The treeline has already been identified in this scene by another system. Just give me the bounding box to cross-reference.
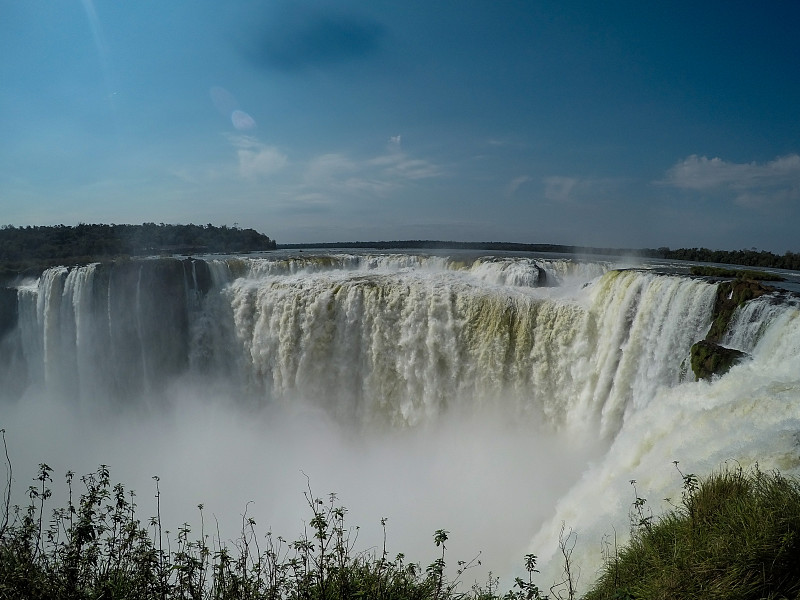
[646,246,800,271]
[4,227,799,278]
[0,223,276,277]
[278,240,630,254]
[279,241,800,272]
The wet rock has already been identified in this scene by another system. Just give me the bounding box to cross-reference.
[0,286,17,339]
[706,280,774,342]
[691,340,747,381]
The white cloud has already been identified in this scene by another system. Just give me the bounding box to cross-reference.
[273,192,334,214]
[229,135,287,179]
[368,153,442,180]
[169,165,226,184]
[662,154,800,206]
[544,176,578,202]
[305,153,357,183]
[238,146,286,178]
[298,144,442,202]
[303,153,396,194]
[506,175,532,196]
[341,176,396,194]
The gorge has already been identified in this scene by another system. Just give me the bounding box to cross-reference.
[1,250,799,587]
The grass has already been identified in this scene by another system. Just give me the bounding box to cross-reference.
[584,465,800,600]
[3,427,800,599]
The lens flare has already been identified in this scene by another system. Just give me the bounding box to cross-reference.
[231,109,257,131]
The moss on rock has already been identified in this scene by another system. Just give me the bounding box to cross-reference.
[706,280,774,342]
[691,339,747,381]
[689,265,785,281]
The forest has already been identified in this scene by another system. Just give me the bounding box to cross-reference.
[648,246,800,271]
[3,224,800,280]
[0,223,276,278]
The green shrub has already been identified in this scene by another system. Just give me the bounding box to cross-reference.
[5,424,800,600]
[584,466,800,600]
[0,444,488,600]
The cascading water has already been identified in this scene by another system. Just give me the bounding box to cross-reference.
[1,250,799,589]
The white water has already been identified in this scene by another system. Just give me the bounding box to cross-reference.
[1,251,799,591]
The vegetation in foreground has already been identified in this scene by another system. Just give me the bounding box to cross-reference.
[0,427,550,600]
[2,429,800,599]
[586,464,800,600]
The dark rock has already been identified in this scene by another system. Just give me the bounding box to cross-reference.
[706,280,774,342]
[535,264,550,287]
[183,258,212,295]
[691,340,747,381]
[0,286,17,339]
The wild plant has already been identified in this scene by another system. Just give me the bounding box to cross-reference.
[626,480,651,535]
[0,429,11,538]
[502,553,549,600]
[549,524,578,600]
[0,430,590,600]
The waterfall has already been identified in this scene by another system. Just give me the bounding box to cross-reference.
[1,251,798,588]
[0,254,720,435]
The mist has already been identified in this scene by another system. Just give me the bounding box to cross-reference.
[4,252,800,592]
[2,377,599,586]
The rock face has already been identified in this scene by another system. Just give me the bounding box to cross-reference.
[706,279,774,342]
[535,264,550,287]
[688,279,773,380]
[0,286,16,339]
[691,339,747,381]
[0,258,218,403]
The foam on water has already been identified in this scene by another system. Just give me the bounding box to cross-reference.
[1,251,798,590]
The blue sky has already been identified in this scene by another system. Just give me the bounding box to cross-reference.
[2,1,799,251]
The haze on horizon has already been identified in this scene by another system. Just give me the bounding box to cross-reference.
[1,1,799,252]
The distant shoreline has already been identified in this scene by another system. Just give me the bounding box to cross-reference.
[0,223,275,279]
[277,240,800,272]
[2,223,800,277]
